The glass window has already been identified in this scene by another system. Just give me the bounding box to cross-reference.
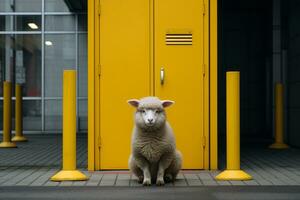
[0,100,2,129]
[17,15,42,31]
[0,16,13,31]
[78,14,87,31]
[45,15,76,31]
[3,100,42,131]
[45,100,62,130]
[45,34,76,97]
[79,100,87,132]
[45,0,71,12]
[0,0,42,12]
[0,15,42,32]
[78,33,87,97]
[0,34,41,97]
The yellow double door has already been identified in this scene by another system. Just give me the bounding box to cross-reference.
[97,0,208,169]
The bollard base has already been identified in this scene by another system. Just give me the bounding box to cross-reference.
[215,170,252,181]
[12,135,28,142]
[269,143,289,149]
[0,141,17,148]
[51,170,88,181]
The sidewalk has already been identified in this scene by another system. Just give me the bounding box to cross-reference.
[0,135,300,186]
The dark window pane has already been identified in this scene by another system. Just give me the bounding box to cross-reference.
[0,0,42,12]
[78,33,87,97]
[0,15,41,32]
[17,16,42,31]
[0,16,13,31]
[78,14,87,31]
[0,34,41,97]
[79,100,87,132]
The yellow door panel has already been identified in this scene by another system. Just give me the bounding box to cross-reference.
[97,0,205,170]
[154,0,204,169]
[99,0,151,169]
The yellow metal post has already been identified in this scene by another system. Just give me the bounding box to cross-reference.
[51,70,88,181]
[269,83,289,149]
[12,84,27,142]
[215,72,252,181]
[0,82,17,148]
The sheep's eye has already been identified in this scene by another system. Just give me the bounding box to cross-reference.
[141,110,146,113]
[156,110,162,114]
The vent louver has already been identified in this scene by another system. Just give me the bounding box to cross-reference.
[165,33,192,45]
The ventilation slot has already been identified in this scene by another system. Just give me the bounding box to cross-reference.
[165,34,192,45]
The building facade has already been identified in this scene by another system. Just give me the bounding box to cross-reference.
[0,0,87,133]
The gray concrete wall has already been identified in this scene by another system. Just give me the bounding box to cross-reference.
[287,0,300,147]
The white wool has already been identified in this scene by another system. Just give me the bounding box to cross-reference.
[128,96,182,186]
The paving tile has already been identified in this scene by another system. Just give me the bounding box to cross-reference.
[1,135,300,187]
[255,179,273,186]
[244,180,259,185]
[186,179,202,186]
[184,173,199,180]
[16,168,48,186]
[202,180,218,186]
[198,172,213,180]
[72,181,87,186]
[59,181,74,186]
[86,173,103,186]
[173,179,188,186]
[30,169,55,186]
[1,169,35,186]
[216,181,231,186]
[115,179,130,186]
[229,181,246,186]
[117,173,131,180]
[99,174,117,186]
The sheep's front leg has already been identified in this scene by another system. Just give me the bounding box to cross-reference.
[134,154,151,186]
[156,153,173,186]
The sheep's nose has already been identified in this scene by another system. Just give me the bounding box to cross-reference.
[148,119,153,123]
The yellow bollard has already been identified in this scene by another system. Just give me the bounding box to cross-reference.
[0,82,17,148]
[269,83,289,149]
[51,70,88,181]
[12,84,27,142]
[215,72,252,181]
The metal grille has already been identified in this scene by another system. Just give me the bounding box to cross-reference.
[165,33,192,45]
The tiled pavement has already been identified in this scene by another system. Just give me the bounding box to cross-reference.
[0,135,300,186]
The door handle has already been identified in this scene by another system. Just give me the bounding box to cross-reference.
[160,67,165,85]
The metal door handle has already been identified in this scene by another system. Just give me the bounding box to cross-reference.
[160,67,165,85]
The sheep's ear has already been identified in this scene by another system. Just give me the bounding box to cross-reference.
[127,99,140,108]
[161,100,174,108]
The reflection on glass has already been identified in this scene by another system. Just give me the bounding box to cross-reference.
[45,15,75,31]
[45,0,71,12]
[78,34,87,97]
[0,16,13,31]
[0,15,42,31]
[17,16,41,31]
[0,34,41,97]
[45,34,76,97]
[20,100,42,130]
[0,0,42,12]
[79,100,87,131]
[0,100,42,131]
[45,100,62,130]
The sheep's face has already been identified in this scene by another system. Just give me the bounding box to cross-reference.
[128,97,174,131]
[136,108,165,128]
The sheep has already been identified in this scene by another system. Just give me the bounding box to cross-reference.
[127,96,182,186]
